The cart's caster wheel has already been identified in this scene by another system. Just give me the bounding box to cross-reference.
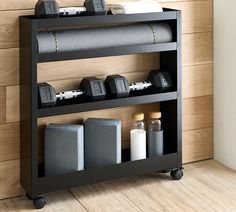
[33,196,46,209]
[170,169,183,180]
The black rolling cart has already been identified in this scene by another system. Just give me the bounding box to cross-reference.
[20,9,182,209]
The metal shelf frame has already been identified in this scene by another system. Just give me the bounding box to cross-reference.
[20,8,182,199]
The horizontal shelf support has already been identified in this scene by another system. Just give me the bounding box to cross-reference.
[38,92,178,118]
[36,153,178,195]
[38,43,177,63]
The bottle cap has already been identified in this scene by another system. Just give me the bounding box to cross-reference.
[149,112,161,119]
[132,112,144,121]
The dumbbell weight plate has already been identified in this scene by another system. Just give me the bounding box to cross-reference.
[84,0,107,15]
[38,83,57,107]
[147,70,173,91]
[80,77,106,100]
[105,75,130,98]
[35,0,60,18]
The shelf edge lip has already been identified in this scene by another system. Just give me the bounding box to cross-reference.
[38,91,177,118]
[36,152,178,194]
[34,10,178,28]
[38,42,177,63]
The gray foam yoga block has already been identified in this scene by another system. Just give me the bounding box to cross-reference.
[45,124,84,176]
[37,23,172,53]
[84,118,121,169]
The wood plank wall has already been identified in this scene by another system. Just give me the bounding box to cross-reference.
[0,0,213,199]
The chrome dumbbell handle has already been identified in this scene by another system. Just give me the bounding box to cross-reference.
[56,90,84,100]
[129,81,152,91]
[59,7,86,16]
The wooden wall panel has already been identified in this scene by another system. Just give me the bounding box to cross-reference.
[0,86,5,124]
[0,160,24,199]
[6,86,19,123]
[0,122,20,162]
[183,96,213,131]
[182,63,213,99]
[38,53,159,82]
[0,10,32,49]
[0,48,19,86]
[0,0,213,199]
[183,128,213,163]
[161,0,212,33]
[183,32,213,67]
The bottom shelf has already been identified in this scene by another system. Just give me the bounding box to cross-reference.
[36,152,178,195]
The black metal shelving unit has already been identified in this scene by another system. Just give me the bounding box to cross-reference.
[20,8,182,209]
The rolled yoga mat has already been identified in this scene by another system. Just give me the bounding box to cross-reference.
[37,23,172,54]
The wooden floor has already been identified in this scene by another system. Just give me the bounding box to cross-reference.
[0,159,236,212]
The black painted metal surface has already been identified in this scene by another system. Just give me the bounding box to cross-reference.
[38,92,178,118]
[38,43,177,63]
[37,153,178,194]
[20,9,182,198]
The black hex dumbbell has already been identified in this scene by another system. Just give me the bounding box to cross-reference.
[38,77,106,107]
[105,70,173,98]
[35,0,107,18]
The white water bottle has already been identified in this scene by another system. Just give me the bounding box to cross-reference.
[130,112,146,161]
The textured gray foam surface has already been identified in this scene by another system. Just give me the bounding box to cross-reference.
[37,23,172,53]
[84,118,121,169]
[45,124,84,176]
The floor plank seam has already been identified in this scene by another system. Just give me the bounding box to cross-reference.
[67,189,89,212]
[120,191,145,212]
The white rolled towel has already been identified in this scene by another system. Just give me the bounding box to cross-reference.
[111,0,163,14]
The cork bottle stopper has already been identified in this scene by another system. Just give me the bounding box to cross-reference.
[149,112,161,119]
[132,112,144,121]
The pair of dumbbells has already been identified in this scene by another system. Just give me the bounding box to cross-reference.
[35,0,107,18]
[38,70,172,108]
[38,77,106,107]
[105,70,173,98]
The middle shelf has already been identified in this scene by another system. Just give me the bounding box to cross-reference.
[38,91,178,117]
[38,42,177,63]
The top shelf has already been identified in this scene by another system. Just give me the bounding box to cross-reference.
[23,8,179,29]
[20,8,180,63]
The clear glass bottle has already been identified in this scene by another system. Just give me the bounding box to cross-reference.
[148,112,164,157]
[130,112,146,161]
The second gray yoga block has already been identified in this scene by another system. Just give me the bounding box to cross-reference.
[45,124,84,176]
[84,118,121,169]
